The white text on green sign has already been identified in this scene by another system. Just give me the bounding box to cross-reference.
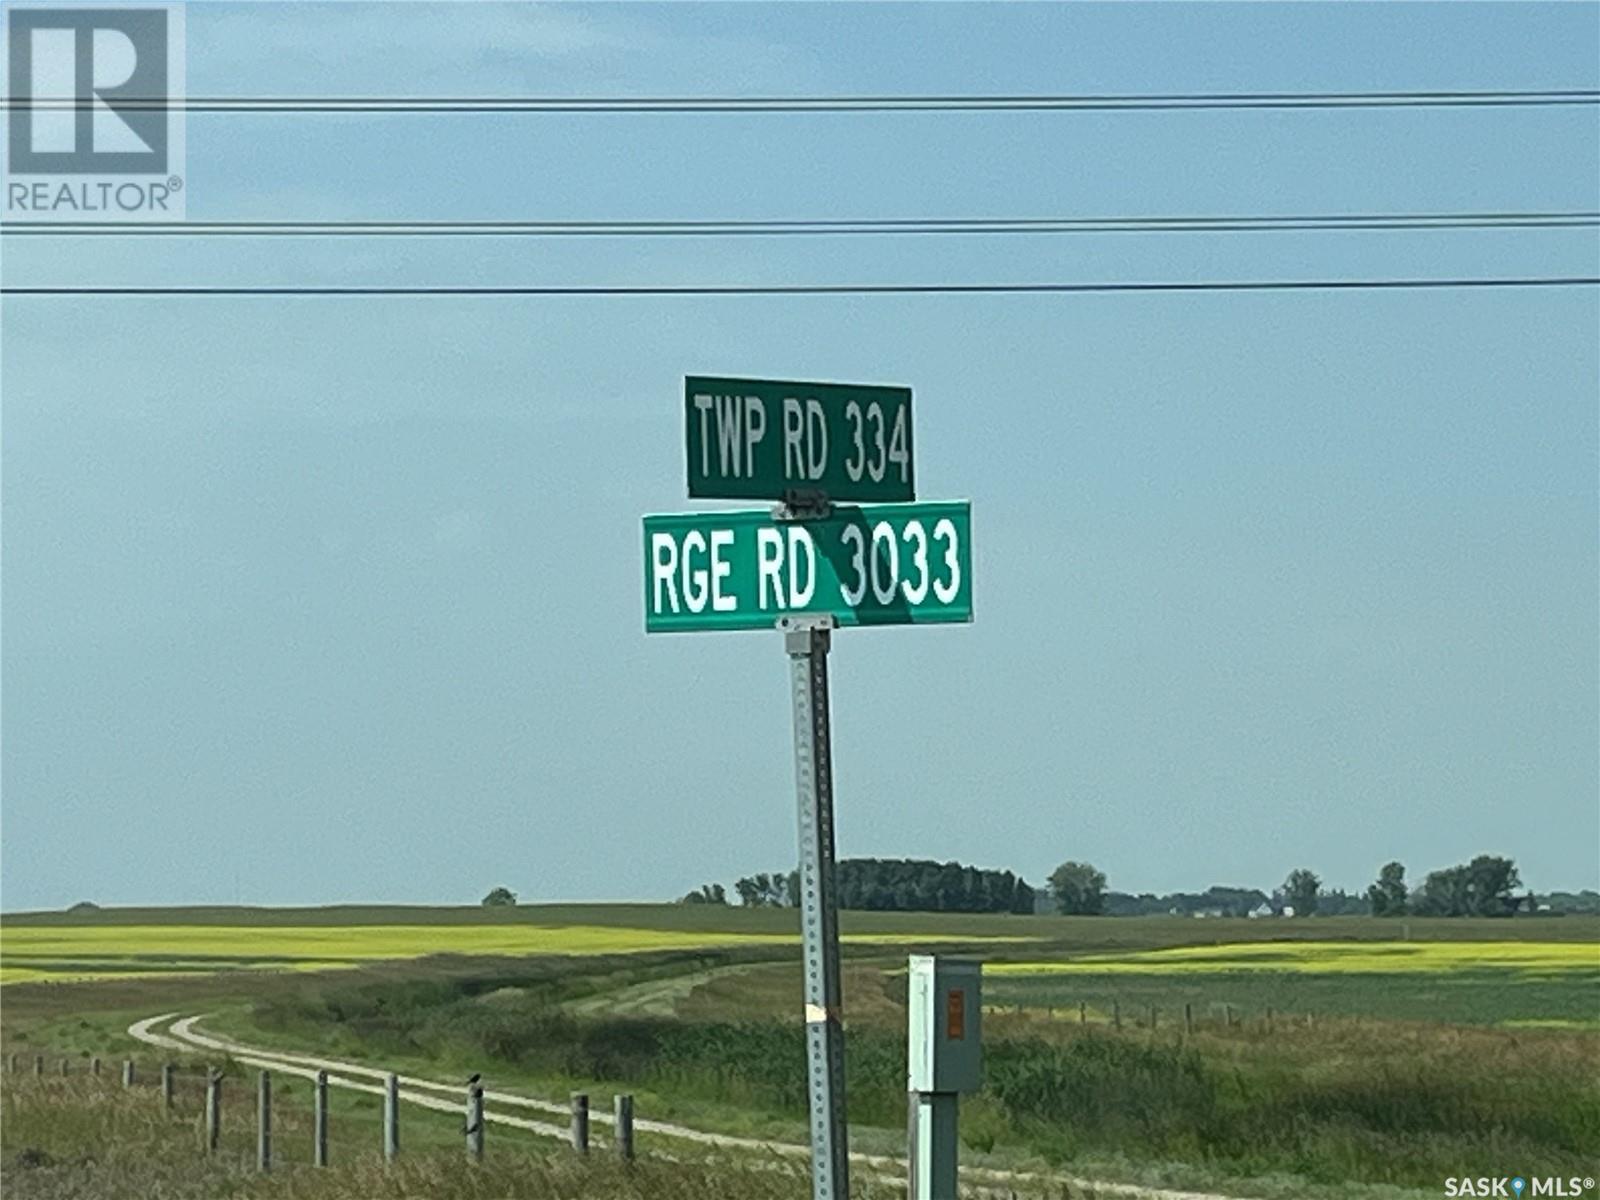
[685,376,914,502]
[642,501,971,632]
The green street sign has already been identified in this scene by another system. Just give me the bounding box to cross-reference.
[643,501,971,633]
[685,375,914,502]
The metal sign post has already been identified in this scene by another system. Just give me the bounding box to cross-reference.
[783,613,849,1199]
[645,374,973,1200]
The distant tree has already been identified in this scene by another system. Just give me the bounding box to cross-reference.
[66,900,101,915]
[1367,862,1408,916]
[1283,869,1320,916]
[1049,861,1107,916]
[1414,856,1522,917]
[481,886,517,908]
[1317,887,1368,916]
[1012,877,1037,915]
[1102,891,1149,916]
[734,873,791,907]
[751,877,771,905]
[678,882,727,905]
[1415,865,1471,916]
[1464,855,1522,917]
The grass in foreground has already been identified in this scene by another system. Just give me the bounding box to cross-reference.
[226,961,1599,1194]
[0,1074,920,1200]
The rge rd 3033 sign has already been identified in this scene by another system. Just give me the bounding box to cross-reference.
[643,501,971,632]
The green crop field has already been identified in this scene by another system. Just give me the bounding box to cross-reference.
[2,905,1597,1199]
[983,938,1600,1027]
[987,938,1597,973]
[6,902,1594,984]
[0,920,1040,985]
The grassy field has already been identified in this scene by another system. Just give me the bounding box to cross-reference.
[983,938,1600,1027]
[0,903,1055,984]
[0,922,1022,984]
[223,955,1596,1195]
[2,905,1597,1198]
[6,903,1594,985]
[1,1074,912,1200]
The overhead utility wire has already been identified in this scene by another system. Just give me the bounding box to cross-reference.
[8,212,1598,238]
[8,277,1597,297]
[3,88,1596,113]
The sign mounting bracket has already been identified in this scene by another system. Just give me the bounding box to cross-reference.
[773,490,833,522]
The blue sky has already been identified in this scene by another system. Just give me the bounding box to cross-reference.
[2,2,1597,910]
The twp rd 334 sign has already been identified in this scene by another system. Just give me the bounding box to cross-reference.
[643,501,972,633]
[685,375,914,502]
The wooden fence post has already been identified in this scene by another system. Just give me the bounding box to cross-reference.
[314,1070,329,1167]
[33,1055,44,1077]
[162,1063,175,1110]
[1224,1004,1234,1028]
[1265,1006,1274,1031]
[5,1053,16,1074]
[205,1072,222,1152]
[465,1084,484,1160]
[570,1092,589,1154]
[1184,1002,1193,1034]
[257,1070,272,1173]
[60,1058,70,1076]
[613,1094,634,1162]
[1078,1001,1086,1025]
[384,1073,400,1161]
[1112,1001,1121,1030]
[122,1061,135,1088]
[90,1057,100,1077]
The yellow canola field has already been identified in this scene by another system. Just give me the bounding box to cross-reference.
[0,923,1035,984]
[985,940,1599,977]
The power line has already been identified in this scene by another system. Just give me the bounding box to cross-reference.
[6,277,1597,297]
[8,212,1597,238]
[4,88,1597,113]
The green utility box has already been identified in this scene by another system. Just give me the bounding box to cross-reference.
[907,955,982,1094]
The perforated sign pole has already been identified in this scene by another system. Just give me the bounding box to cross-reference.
[784,613,850,1200]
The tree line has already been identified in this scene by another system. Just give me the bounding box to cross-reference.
[1051,855,1571,917]
[680,858,1036,914]
[674,853,1592,918]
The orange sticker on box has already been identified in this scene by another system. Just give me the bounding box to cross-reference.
[946,988,965,1040]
